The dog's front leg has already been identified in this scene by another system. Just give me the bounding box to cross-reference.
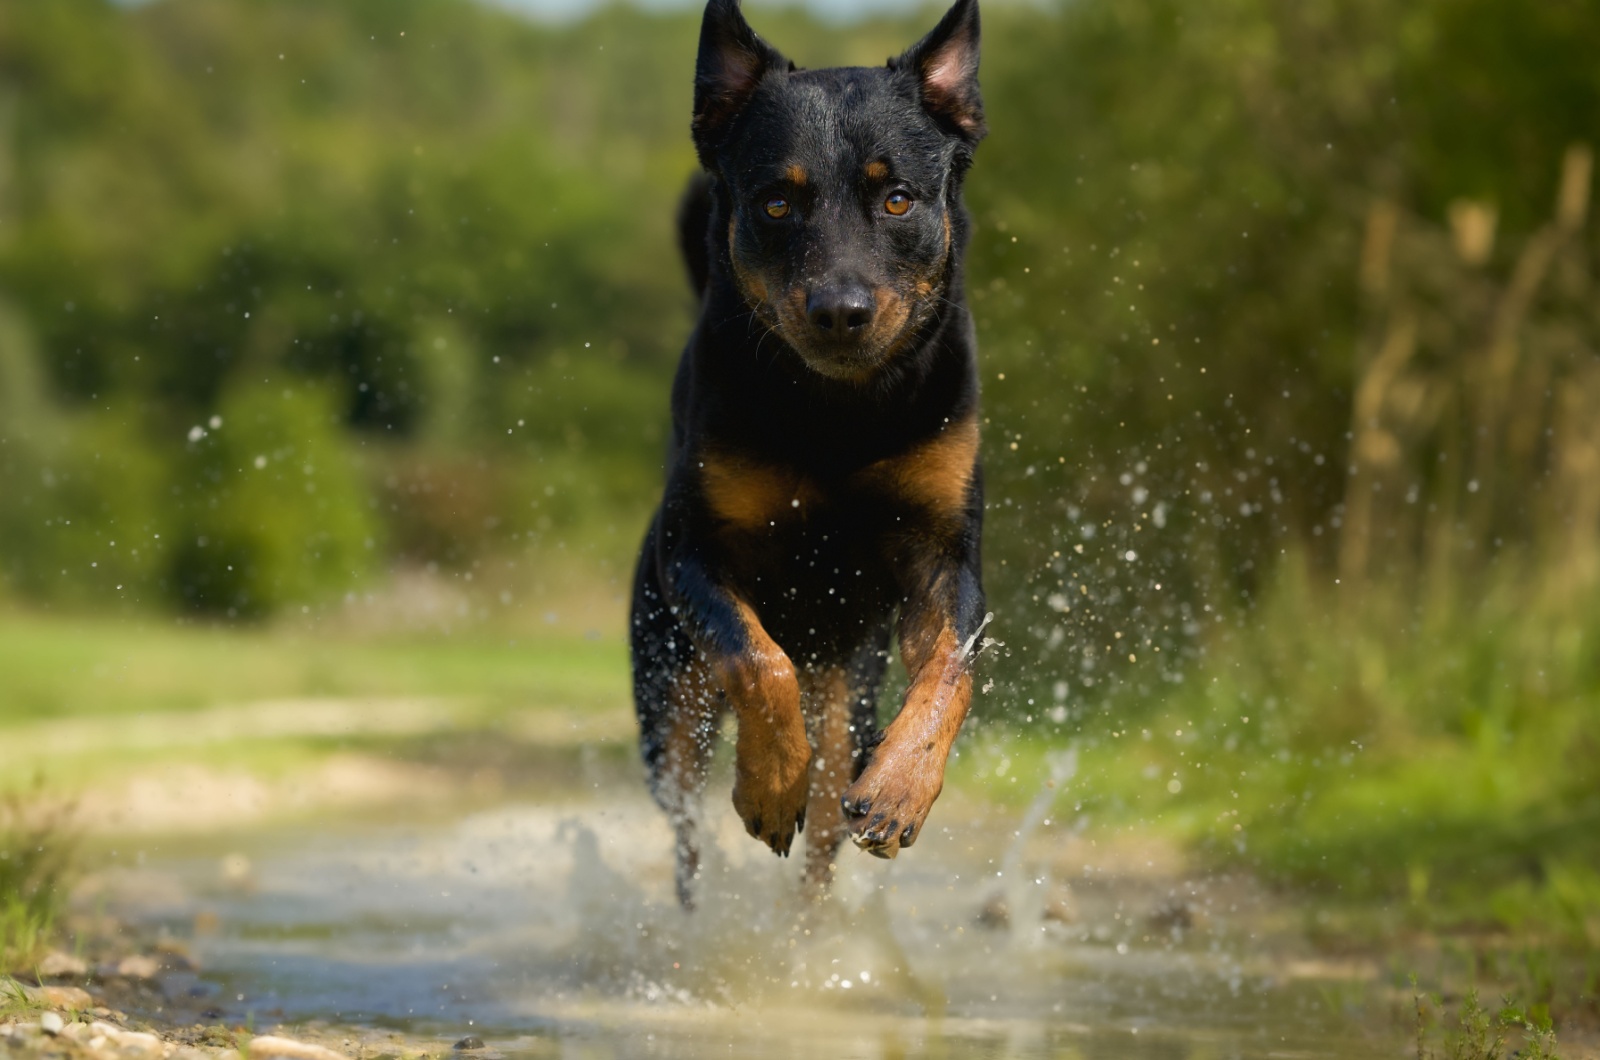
[659,534,812,857]
[842,556,986,859]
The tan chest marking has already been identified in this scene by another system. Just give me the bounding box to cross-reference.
[858,415,980,519]
[700,451,821,531]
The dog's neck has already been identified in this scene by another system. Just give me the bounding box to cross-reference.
[690,272,977,470]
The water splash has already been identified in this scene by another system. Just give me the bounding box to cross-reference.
[989,747,1078,947]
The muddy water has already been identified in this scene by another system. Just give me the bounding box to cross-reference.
[103,760,1393,1060]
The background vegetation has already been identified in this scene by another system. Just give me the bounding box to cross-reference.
[0,0,1596,998]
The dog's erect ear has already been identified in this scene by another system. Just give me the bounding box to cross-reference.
[692,0,790,165]
[893,0,985,143]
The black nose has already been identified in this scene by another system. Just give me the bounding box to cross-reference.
[806,284,875,340]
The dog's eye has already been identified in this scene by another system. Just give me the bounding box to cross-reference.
[884,192,914,216]
[763,198,791,220]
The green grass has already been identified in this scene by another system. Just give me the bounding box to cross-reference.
[1413,988,1564,1060]
[0,976,45,1022]
[0,784,77,974]
[0,608,629,724]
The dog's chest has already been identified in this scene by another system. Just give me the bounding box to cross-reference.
[689,416,978,652]
[696,414,978,536]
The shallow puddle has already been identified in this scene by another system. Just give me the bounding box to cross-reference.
[100,774,1394,1059]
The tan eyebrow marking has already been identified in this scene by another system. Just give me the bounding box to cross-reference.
[864,160,890,181]
[785,163,808,186]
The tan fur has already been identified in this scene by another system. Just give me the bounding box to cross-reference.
[864,160,890,181]
[857,415,979,519]
[841,621,973,858]
[785,163,808,186]
[700,450,819,530]
[866,287,912,358]
[710,599,812,856]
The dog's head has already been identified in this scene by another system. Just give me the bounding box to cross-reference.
[692,0,984,382]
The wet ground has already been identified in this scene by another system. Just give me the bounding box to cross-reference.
[91,751,1400,1060]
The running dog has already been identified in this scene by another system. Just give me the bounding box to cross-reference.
[630,0,988,907]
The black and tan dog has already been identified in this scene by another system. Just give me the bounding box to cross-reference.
[630,0,988,907]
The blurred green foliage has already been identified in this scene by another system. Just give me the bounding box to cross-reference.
[1,0,1596,622]
[173,381,379,616]
[0,0,699,610]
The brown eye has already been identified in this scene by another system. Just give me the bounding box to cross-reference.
[764,198,790,219]
[884,192,913,216]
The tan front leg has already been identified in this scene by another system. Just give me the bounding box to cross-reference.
[841,619,974,858]
[711,600,812,857]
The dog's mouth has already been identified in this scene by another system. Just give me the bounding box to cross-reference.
[756,282,931,382]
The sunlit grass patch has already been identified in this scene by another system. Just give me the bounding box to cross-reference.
[0,783,77,975]
[0,608,628,725]
[1412,986,1564,1060]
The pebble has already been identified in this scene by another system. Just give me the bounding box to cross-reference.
[38,951,91,978]
[116,954,164,980]
[23,983,95,1010]
[118,1030,165,1057]
[1043,889,1080,925]
[975,892,1010,928]
[247,1035,350,1060]
[453,1036,485,1050]
[153,940,199,971]
[0,1005,280,1060]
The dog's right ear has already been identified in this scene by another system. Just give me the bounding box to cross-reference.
[692,0,789,166]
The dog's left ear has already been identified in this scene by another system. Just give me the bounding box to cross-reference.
[893,0,985,143]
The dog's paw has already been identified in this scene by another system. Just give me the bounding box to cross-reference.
[731,722,813,857]
[839,752,943,860]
